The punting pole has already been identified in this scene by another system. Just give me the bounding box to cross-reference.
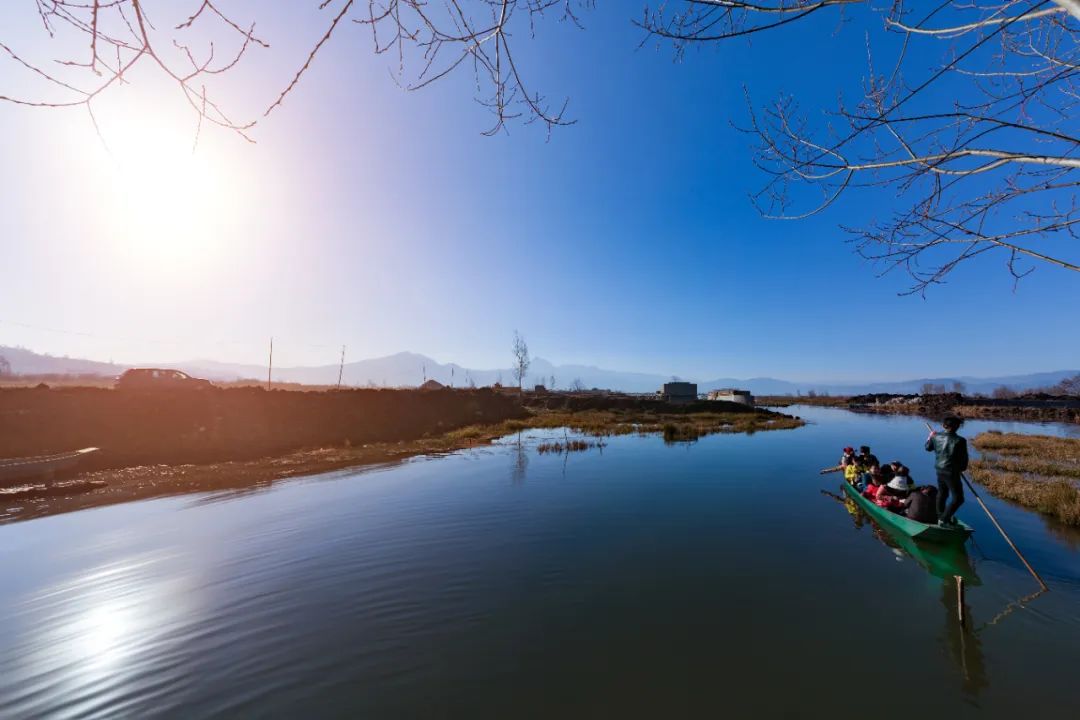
[955,576,966,627]
[926,422,1049,591]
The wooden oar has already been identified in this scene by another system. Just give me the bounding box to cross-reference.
[819,464,844,475]
[925,422,1049,591]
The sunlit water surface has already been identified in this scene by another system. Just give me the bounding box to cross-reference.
[1,407,1078,718]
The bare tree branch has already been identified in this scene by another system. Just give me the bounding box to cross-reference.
[3,1,1077,292]
[648,0,1079,291]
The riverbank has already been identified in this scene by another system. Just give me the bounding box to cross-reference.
[850,392,1080,424]
[756,395,850,408]
[970,431,1080,527]
[0,386,526,469]
[761,392,1080,424]
[0,405,803,524]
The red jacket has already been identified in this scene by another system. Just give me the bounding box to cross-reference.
[875,492,903,510]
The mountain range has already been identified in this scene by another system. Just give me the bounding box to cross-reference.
[1,345,1076,396]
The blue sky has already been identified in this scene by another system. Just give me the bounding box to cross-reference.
[1,3,1077,382]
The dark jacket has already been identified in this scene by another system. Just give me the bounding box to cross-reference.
[906,487,938,524]
[925,432,969,474]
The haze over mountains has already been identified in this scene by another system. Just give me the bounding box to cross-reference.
[3,345,1076,396]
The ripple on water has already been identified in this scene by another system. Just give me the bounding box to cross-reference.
[0,416,1079,718]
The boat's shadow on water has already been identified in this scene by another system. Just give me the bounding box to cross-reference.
[823,482,1061,706]
[820,487,980,582]
[821,487,991,700]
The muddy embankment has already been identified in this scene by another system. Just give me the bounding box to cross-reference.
[523,392,761,415]
[0,386,527,470]
[0,387,804,525]
[847,392,1080,425]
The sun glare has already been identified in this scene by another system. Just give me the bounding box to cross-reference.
[102,119,236,272]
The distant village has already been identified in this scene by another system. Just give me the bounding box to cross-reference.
[658,382,754,405]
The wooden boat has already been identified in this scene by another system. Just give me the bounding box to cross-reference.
[889,522,980,583]
[0,447,99,487]
[834,488,979,581]
[842,481,972,545]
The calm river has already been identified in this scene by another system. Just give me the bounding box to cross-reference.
[1,407,1078,718]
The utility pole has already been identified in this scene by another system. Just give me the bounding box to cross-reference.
[267,337,273,391]
[337,345,346,388]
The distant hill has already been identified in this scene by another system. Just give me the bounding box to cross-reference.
[173,353,678,391]
[1,345,1075,395]
[0,345,124,376]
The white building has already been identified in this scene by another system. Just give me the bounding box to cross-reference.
[707,388,754,406]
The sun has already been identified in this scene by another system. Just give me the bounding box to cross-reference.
[102,118,234,272]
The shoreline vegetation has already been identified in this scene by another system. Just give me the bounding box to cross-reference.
[970,431,1080,527]
[758,392,1080,424]
[1,397,803,525]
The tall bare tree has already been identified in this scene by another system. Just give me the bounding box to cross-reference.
[511,330,530,392]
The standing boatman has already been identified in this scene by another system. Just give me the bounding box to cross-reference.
[926,416,969,526]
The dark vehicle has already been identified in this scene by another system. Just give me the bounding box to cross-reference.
[115,368,214,390]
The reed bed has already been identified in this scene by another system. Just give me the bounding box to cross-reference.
[536,440,594,454]
[971,431,1080,526]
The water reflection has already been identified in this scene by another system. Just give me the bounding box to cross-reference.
[1040,518,1080,551]
[1,412,1077,717]
[939,579,988,701]
[0,555,193,718]
[975,587,1049,630]
[510,432,528,484]
[823,485,988,700]
[822,486,980,583]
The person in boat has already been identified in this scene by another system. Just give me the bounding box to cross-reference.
[855,461,877,491]
[877,465,898,502]
[840,447,857,467]
[891,463,914,491]
[857,445,879,469]
[841,447,861,484]
[904,485,939,524]
[876,476,911,513]
[855,446,879,489]
[844,461,861,486]
[926,416,969,527]
[861,467,885,500]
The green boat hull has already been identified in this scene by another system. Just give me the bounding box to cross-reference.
[842,482,972,546]
[888,521,980,583]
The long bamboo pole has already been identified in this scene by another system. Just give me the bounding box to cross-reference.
[955,575,966,627]
[961,471,1049,591]
[926,422,1049,591]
